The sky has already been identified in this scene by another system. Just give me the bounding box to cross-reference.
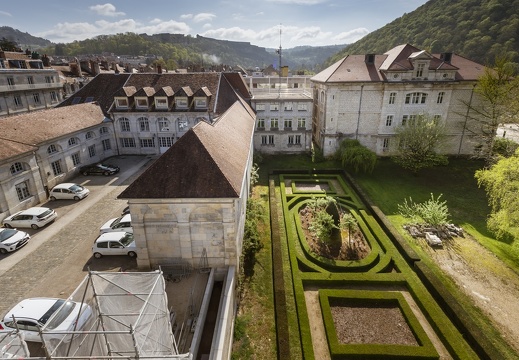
[0,0,428,49]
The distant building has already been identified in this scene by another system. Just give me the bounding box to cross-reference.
[0,51,63,118]
[311,44,488,157]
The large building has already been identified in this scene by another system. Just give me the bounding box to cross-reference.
[311,44,487,157]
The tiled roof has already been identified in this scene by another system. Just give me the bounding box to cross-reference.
[0,103,106,161]
[311,55,386,83]
[0,139,38,161]
[119,100,255,199]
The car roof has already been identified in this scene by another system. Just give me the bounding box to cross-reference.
[121,214,131,222]
[20,207,51,215]
[3,298,60,322]
[52,183,77,189]
[95,231,129,242]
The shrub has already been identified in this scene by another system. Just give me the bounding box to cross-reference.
[335,139,377,173]
[492,137,519,158]
[398,193,450,226]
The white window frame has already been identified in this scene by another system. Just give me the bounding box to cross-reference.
[139,117,150,132]
[15,180,31,201]
[175,97,188,109]
[136,98,148,109]
[102,139,111,151]
[51,160,63,176]
[386,115,394,127]
[119,118,130,132]
[120,138,136,148]
[389,92,396,104]
[116,98,129,108]
[10,162,24,174]
[88,145,96,158]
[155,97,168,109]
[71,152,81,166]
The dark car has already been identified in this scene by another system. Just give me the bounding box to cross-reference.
[79,163,120,176]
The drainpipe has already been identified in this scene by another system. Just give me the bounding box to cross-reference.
[458,84,476,155]
[355,84,365,140]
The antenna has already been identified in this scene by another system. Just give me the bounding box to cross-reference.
[277,24,282,98]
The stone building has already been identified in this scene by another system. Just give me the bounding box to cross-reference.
[311,44,487,157]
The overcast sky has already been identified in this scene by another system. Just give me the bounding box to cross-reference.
[1,0,428,49]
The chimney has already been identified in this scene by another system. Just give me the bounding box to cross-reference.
[440,53,452,63]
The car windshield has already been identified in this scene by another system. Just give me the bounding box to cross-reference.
[98,164,112,170]
[69,184,83,192]
[120,233,134,246]
[44,300,76,330]
[0,229,17,242]
[37,209,53,219]
[38,299,65,326]
[111,216,123,227]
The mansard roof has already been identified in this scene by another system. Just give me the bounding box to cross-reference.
[194,86,212,97]
[154,86,174,97]
[118,100,255,199]
[134,86,155,97]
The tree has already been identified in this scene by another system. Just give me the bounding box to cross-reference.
[392,114,448,174]
[339,212,358,247]
[0,37,20,51]
[462,56,519,163]
[335,139,377,173]
[475,148,519,240]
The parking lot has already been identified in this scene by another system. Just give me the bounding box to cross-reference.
[0,155,156,319]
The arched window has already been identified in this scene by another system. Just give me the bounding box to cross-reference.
[138,117,150,132]
[100,126,109,135]
[47,144,58,154]
[119,117,130,132]
[85,131,95,140]
[158,117,169,131]
[68,137,79,146]
[10,162,24,174]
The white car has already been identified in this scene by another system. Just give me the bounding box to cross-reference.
[92,231,136,258]
[99,214,132,234]
[0,228,30,254]
[0,298,91,343]
[49,183,90,201]
[2,207,57,230]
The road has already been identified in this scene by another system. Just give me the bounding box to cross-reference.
[0,155,155,318]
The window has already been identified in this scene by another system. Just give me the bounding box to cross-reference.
[158,117,170,131]
[140,138,155,148]
[51,160,63,176]
[88,145,96,157]
[136,98,148,108]
[71,152,80,166]
[284,119,292,130]
[284,102,293,111]
[119,118,130,132]
[405,92,427,104]
[389,92,396,104]
[255,103,265,111]
[120,138,136,148]
[402,114,417,126]
[102,139,111,151]
[116,98,128,108]
[159,137,174,147]
[437,92,445,104]
[175,98,188,109]
[297,118,306,128]
[10,162,24,174]
[269,103,279,111]
[195,98,207,108]
[297,103,307,111]
[178,120,188,131]
[268,135,275,144]
[15,181,31,201]
[100,126,109,135]
[86,131,94,140]
[415,63,425,77]
[68,137,78,146]
[295,135,301,145]
[383,138,390,151]
[138,117,150,132]
[270,118,279,129]
[47,144,58,154]
[50,91,58,102]
[288,135,294,145]
[7,77,15,87]
[45,76,54,84]
[386,115,393,126]
[257,119,265,129]
[14,95,23,107]
[155,98,168,109]
[27,76,34,86]
[261,135,267,145]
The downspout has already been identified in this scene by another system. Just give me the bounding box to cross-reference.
[355,84,365,140]
[458,83,476,155]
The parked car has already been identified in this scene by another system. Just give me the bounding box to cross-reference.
[0,228,30,254]
[92,231,136,258]
[99,214,132,234]
[49,183,90,201]
[425,232,443,247]
[79,163,119,176]
[0,298,91,343]
[121,206,130,215]
[2,207,57,230]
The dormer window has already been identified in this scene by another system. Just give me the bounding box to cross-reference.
[415,63,425,78]
[136,98,148,109]
[116,98,128,109]
[155,97,168,109]
[194,98,207,109]
[176,97,188,109]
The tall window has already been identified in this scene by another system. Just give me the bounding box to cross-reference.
[383,138,390,150]
[47,144,58,154]
[158,117,170,130]
[85,131,94,140]
[45,76,54,84]
[27,76,34,86]
[71,152,80,166]
[50,91,58,102]
[119,118,130,132]
[415,63,425,77]
[386,115,393,126]
[261,135,267,145]
[140,138,155,148]
[268,135,275,144]
[297,118,306,128]
[32,93,41,104]
[257,119,265,129]
[7,77,15,87]
[14,95,23,107]
[288,135,294,145]
[159,137,174,147]
[284,119,292,130]
[51,160,63,176]
[389,92,396,104]
[437,92,445,104]
[100,126,109,135]
[295,135,301,145]
[405,92,427,104]
[102,139,112,151]
[10,162,24,174]
[139,117,150,132]
[15,181,31,201]
[270,118,279,129]
[88,145,96,157]
[120,138,136,148]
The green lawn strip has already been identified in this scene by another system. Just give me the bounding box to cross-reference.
[272,179,303,360]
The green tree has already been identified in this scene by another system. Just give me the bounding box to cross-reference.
[392,114,448,174]
[475,148,519,240]
[335,139,377,173]
[339,212,358,247]
[0,37,20,51]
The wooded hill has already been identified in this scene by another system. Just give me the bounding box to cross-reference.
[326,0,519,67]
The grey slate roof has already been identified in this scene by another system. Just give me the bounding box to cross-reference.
[118,100,255,199]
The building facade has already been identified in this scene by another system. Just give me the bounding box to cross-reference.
[0,51,63,118]
[311,44,487,157]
